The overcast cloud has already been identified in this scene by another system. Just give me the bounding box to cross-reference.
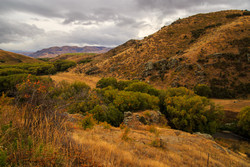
[0,0,249,51]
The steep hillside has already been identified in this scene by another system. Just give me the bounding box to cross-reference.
[30,46,111,58]
[0,50,41,64]
[77,10,250,98]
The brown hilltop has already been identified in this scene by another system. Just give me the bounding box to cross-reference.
[0,49,41,65]
[76,10,250,96]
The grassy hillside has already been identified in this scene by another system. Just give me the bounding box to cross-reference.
[76,10,250,98]
[0,50,41,64]
[51,53,97,64]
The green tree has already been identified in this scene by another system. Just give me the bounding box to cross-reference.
[237,106,250,137]
[194,84,212,97]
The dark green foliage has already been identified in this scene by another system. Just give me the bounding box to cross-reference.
[162,87,223,134]
[116,80,138,90]
[78,58,92,64]
[191,29,205,39]
[0,68,28,76]
[237,106,250,137]
[226,13,242,18]
[90,104,123,127]
[210,86,235,99]
[52,60,76,72]
[37,58,53,62]
[0,74,38,94]
[82,114,95,130]
[0,150,7,167]
[0,63,57,76]
[96,77,118,88]
[103,89,159,113]
[124,82,159,96]
[243,11,250,15]
[194,84,212,97]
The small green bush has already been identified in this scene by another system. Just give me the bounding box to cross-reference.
[52,60,76,72]
[82,114,95,130]
[194,84,212,97]
[237,106,250,137]
[0,150,7,167]
[117,80,138,90]
[96,77,118,89]
[226,13,242,18]
[0,68,28,76]
[78,58,92,64]
[124,82,159,96]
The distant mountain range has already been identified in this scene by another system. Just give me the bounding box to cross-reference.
[28,46,111,58]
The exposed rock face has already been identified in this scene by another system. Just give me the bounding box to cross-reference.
[194,132,214,140]
[123,110,168,129]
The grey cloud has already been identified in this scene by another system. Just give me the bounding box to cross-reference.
[0,18,44,43]
[0,0,249,51]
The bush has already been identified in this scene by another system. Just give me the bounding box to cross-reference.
[194,84,212,97]
[82,114,96,130]
[52,60,76,72]
[78,58,92,64]
[0,74,41,94]
[226,13,242,18]
[96,77,118,89]
[117,91,158,112]
[0,68,28,76]
[237,106,250,137]
[117,80,138,90]
[124,82,159,96]
[162,87,223,134]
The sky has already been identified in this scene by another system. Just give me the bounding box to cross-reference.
[0,0,249,51]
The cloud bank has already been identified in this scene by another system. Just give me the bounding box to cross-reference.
[0,0,249,51]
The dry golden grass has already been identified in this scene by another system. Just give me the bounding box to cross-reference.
[0,95,96,166]
[71,123,249,167]
[49,72,101,88]
[211,99,250,112]
[0,50,41,65]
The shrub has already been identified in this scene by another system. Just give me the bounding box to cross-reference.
[124,82,159,96]
[243,11,250,16]
[52,60,76,72]
[117,80,138,90]
[105,104,124,127]
[115,91,159,112]
[82,114,96,130]
[237,106,250,137]
[0,68,28,76]
[226,13,242,18]
[96,77,118,89]
[162,87,223,134]
[0,74,42,94]
[194,84,212,97]
[78,58,92,64]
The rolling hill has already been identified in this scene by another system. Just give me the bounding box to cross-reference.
[0,49,41,64]
[29,46,111,58]
[76,10,250,98]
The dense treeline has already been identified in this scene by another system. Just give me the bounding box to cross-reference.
[0,60,76,95]
[0,60,76,76]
